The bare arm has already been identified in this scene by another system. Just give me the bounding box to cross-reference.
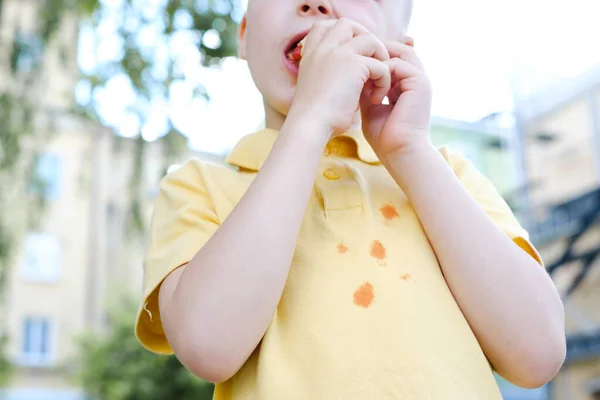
[158,117,328,382]
[156,19,391,383]
[384,144,566,388]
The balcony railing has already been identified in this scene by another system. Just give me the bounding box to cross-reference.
[527,188,600,245]
[566,330,600,363]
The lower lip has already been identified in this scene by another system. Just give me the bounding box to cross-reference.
[284,55,299,75]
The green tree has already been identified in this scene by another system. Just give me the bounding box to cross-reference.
[0,334,11,386]
[79,296,215,400]
[0,0,242,267]
[0,0,240,389]
[76,0,242,233]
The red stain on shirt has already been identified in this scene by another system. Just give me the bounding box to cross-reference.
[381,204,399,220]
[353,282,374,308]
[337,242,348,253]
[401,274,411,281]
[370,240,386,261]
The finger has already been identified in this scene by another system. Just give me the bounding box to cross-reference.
[386,57,424,82]
[385,41,424,70]
[387,82,402,104]
[360,80,375,106]
[304,20,334,49]
[361,57,391,104]
[322,17,370,47]
[343,32,389,62]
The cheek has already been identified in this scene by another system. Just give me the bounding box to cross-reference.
[244,34,295,113]
[244,10,283,64]
[336,1,387,38]
[244,28,279,82]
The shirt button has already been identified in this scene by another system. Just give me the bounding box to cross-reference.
[323,168,340,180]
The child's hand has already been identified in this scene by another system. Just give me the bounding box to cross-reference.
[359,41,433,160]
[289,18,391,137]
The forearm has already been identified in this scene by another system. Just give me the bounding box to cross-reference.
[384,143,565,387]
[161,118,329,382]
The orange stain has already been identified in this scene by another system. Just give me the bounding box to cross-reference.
[381,204,399,220]
[353,282,374,308]
[401,273,411,281]
[370,240,386,261]
[337,242,348,253]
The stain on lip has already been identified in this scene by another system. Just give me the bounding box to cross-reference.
[285,30,309,53]
[284,30,309,67]
[286,41,304,66]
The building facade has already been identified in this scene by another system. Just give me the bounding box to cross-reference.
[2,112,224,399]
[0,3,226,397]
[513,64,600,400]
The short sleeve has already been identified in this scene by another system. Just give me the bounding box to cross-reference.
[135,160,220,354]
[439,146,543,266]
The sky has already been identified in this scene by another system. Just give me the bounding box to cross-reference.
[79,0,600,155]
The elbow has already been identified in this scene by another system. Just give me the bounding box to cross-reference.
[503,297,567,389]
[167,322,244,383]
[175,341,242,383]
[500,337,566,389]
[159,283,243,383]
[185,356,238,384]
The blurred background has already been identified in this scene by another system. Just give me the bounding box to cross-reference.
[0,0,599,399]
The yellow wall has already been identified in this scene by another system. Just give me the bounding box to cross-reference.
[553,359,600,400]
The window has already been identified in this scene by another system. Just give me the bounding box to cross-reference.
[21,233,61,282]
[20,317,54,367]
[11,33,44,74]
[31,153,62,199]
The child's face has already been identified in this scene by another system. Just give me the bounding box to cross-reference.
[238,0,413,123]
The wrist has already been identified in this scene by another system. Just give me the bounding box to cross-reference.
[281,108,332,149]
[382,140,440,186]
[381,139,436,167]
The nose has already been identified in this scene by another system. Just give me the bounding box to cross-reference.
[297,0,332,17]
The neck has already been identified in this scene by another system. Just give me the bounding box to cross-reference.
[264,100,286,130]
[263,100,363,132]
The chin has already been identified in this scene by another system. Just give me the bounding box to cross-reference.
[266,88,295,119]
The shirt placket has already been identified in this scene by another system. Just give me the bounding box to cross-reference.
[315,160,364,215]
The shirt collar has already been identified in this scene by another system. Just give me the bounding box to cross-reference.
[226,128,380,171]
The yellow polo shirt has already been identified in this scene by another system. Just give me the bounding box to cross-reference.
[136,128,542,399]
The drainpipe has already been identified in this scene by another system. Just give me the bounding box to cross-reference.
[511,98,534,231]
[86,127,110,329]
[588,89,600,182]
[86,129,100,328]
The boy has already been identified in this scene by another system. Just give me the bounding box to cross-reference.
[135,0,566,398]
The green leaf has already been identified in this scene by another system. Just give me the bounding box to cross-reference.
[78,0,100,16]
[77,295,215,400]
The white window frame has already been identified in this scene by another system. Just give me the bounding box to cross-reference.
[19,317,56,368]
[30,152,62,200]
[21,233,62,283]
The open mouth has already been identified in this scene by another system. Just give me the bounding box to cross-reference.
[285,32,308,67]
